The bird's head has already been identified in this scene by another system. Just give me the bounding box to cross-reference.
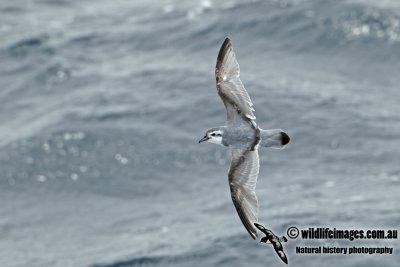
[198,128,224,145]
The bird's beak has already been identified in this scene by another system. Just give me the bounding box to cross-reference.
[198,136,209,143]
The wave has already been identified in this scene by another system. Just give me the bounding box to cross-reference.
[90,234,257,267]
[4,0,399,74]
[152,0,400,57]
[91,256,168,267]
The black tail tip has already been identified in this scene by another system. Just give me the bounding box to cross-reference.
[281,132,290,146]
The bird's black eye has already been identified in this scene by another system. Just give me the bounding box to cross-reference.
[211,133,216,136]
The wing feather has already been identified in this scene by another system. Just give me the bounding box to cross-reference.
[228,148,260,239]
[215,37,256,123]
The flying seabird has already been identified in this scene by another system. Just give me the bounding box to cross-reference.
[199,37,290,239]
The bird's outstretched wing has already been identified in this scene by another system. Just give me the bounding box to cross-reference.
[215,37,256,124]
[229,148,260,239]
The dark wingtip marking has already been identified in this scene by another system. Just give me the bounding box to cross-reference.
[217,37,232,66]
[224,36,231,44]
[281,132,290,146]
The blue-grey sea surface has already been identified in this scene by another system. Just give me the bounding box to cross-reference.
[1,0,399,266]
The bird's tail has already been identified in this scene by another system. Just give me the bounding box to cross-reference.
[259,129,290,149]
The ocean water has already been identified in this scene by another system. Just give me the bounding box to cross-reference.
[1,0,399,266]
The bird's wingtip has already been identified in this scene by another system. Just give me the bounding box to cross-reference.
[220,37,232,49]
